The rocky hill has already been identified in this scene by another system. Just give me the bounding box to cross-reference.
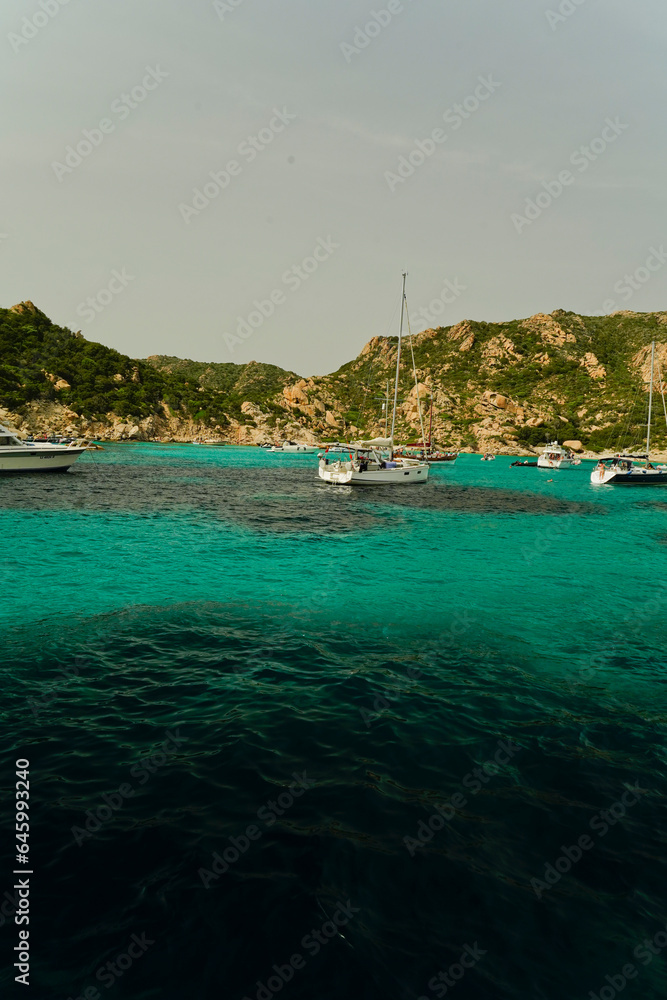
[2,301,667,454]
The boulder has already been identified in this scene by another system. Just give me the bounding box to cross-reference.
[580,352,606,380]
[563,440,583,452]
[283,384,309,406]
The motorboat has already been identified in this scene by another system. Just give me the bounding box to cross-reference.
[591,455,667,485]
[270,440,319,453]
[481,453,495,462]
[591,342,667,487]
[537,441,580,469]
[318,274,429,486]
[0,425,87,473]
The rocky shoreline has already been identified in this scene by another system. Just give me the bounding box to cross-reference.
[4,401,664,462]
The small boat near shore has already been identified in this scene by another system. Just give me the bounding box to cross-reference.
[481,453,495,462]
[270,440,319,453]
[0,425,87,473]
[537,441,580,469]
[393,446,458,463]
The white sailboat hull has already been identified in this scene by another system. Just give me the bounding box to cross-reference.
[318,459,429,485]
[590,465,667,486]
[0,446,86,473]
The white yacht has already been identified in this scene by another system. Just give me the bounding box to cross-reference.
[591,455,667,486]
[270,440,319,453]
[537,441,580,469]
[591,341,667,487]
[318,274,429,486]
[0,425,87,473]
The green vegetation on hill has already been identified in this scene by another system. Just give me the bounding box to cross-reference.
[2,301,667,451]
[309,309,667,451]
[143,356,297,423]
[0,305,294,429]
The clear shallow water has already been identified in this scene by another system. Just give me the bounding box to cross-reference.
[1,446,666,999]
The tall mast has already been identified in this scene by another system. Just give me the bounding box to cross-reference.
[647,340,655,458]
[385,380,390,437]
[428,395,433,450]
[390,272,407,447]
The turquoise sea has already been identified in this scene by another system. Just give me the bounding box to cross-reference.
[1,445,667,999]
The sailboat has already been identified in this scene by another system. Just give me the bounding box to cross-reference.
[393,398,458,462]
[318,274,430,486]
[591,341,667,486]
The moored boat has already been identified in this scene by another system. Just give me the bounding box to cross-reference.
[591,342,667,487]
[537,441,580,469]
[270,440,319,453]
[0,425,87,473]
[591,455,667,486]
[319,439,428,485]
[318,274,428,486]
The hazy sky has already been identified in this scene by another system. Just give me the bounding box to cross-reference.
[2,0,666,375]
